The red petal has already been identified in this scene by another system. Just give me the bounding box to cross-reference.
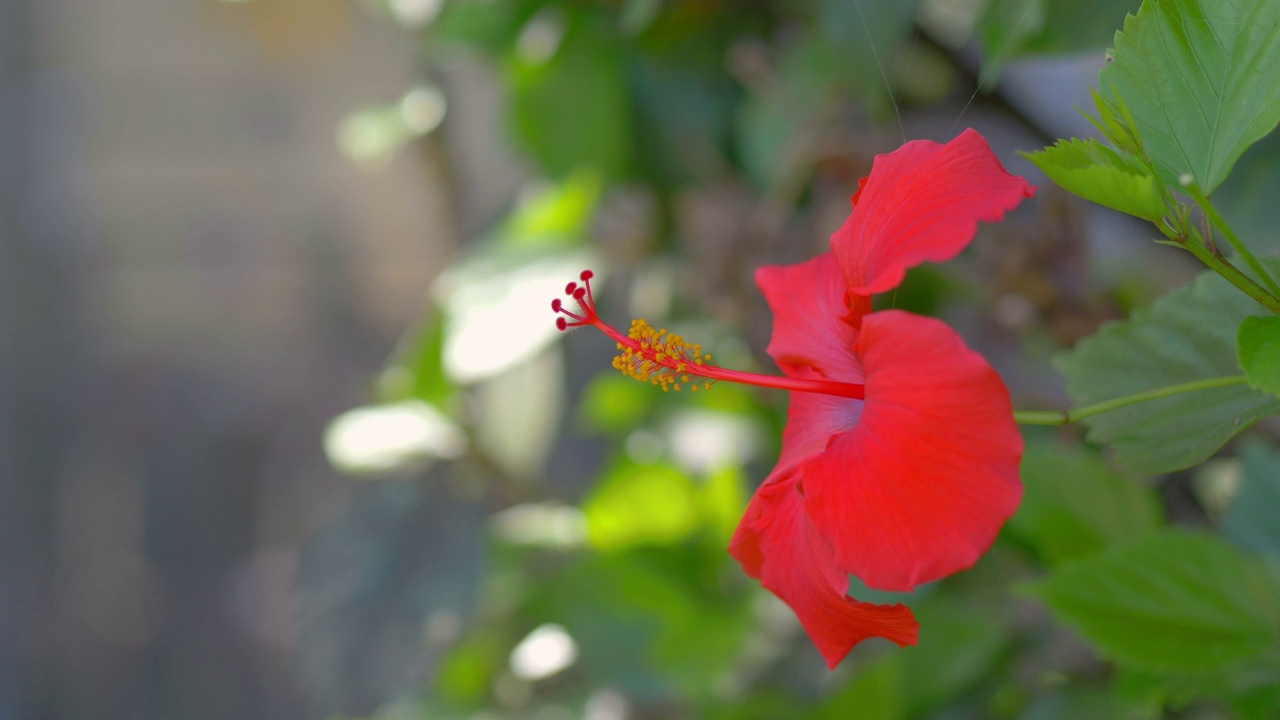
[756,252,863,382]
[832,128,1035,297]
[729,471,919,668]
[756,252,866,477]
[800,310,1023,592]
[773,381,862,479]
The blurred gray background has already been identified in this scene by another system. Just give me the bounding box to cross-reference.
[0,2,461,717]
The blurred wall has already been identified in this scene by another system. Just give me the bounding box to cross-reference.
[0,1,453,717]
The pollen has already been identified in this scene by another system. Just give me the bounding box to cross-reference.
[612,318,716,393]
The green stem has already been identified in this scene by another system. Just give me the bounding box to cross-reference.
[1014,375,1249,426]
[1186,185,1280,300]
[1181,237,1280,316]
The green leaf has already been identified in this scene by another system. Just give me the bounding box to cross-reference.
[816,0,920,117]
[1238,315,1280,398]
[735,36,834,187]
[578,373,655,434]
[508,10,633,179]
[498,169,603,250]
[1222,442,1280,559]
[1024,0,1140,55]
[436,628,507,705]
[1088,87,1144,159]
[701,463,747,547]
[1097,0,1280,192]
[1020,687,1128,720]
[708,692,819,720]
[526,547,750,699]
[1055,266,1280,476]
[380,305,455,409]
[1022,138,1167,221]
[978,0,1045,82]
[1023,530,1280,672]
[978,0,1139,79]
[433,0,541,54]
[900,600,1014,716]
[1216,127,1280,253]
[815,658,904,720]
[582,460,702,551]
[1114,649,1280,715]
[1011,439,1163,565]
[1232,673,1280,720]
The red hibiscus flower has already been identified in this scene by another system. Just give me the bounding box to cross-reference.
[552,129,1034,668]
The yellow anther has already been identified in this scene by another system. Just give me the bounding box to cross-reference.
[611,317,719,394]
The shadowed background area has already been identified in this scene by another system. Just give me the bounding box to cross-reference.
[1,1,457,717]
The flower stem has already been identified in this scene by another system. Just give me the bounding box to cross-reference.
[1179,237,1280,316]
[1185,185,1280,301]
[1014,375,1249,426]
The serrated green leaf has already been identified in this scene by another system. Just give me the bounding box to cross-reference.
[1098,0,1280,193]
[1011,439,1163,564]
[1238,316,1280,398]
[1024,530,1280,672]
[1023,138,1167,221]
[1055,266,1280,476]
[1114,649,1280,714]
[1088,88,1143,158]
[1222,442,1280,559]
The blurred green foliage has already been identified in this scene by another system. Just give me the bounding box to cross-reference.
[312,0,1280,718]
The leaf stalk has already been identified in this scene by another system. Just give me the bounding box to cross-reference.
[1014,375,1250,426]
